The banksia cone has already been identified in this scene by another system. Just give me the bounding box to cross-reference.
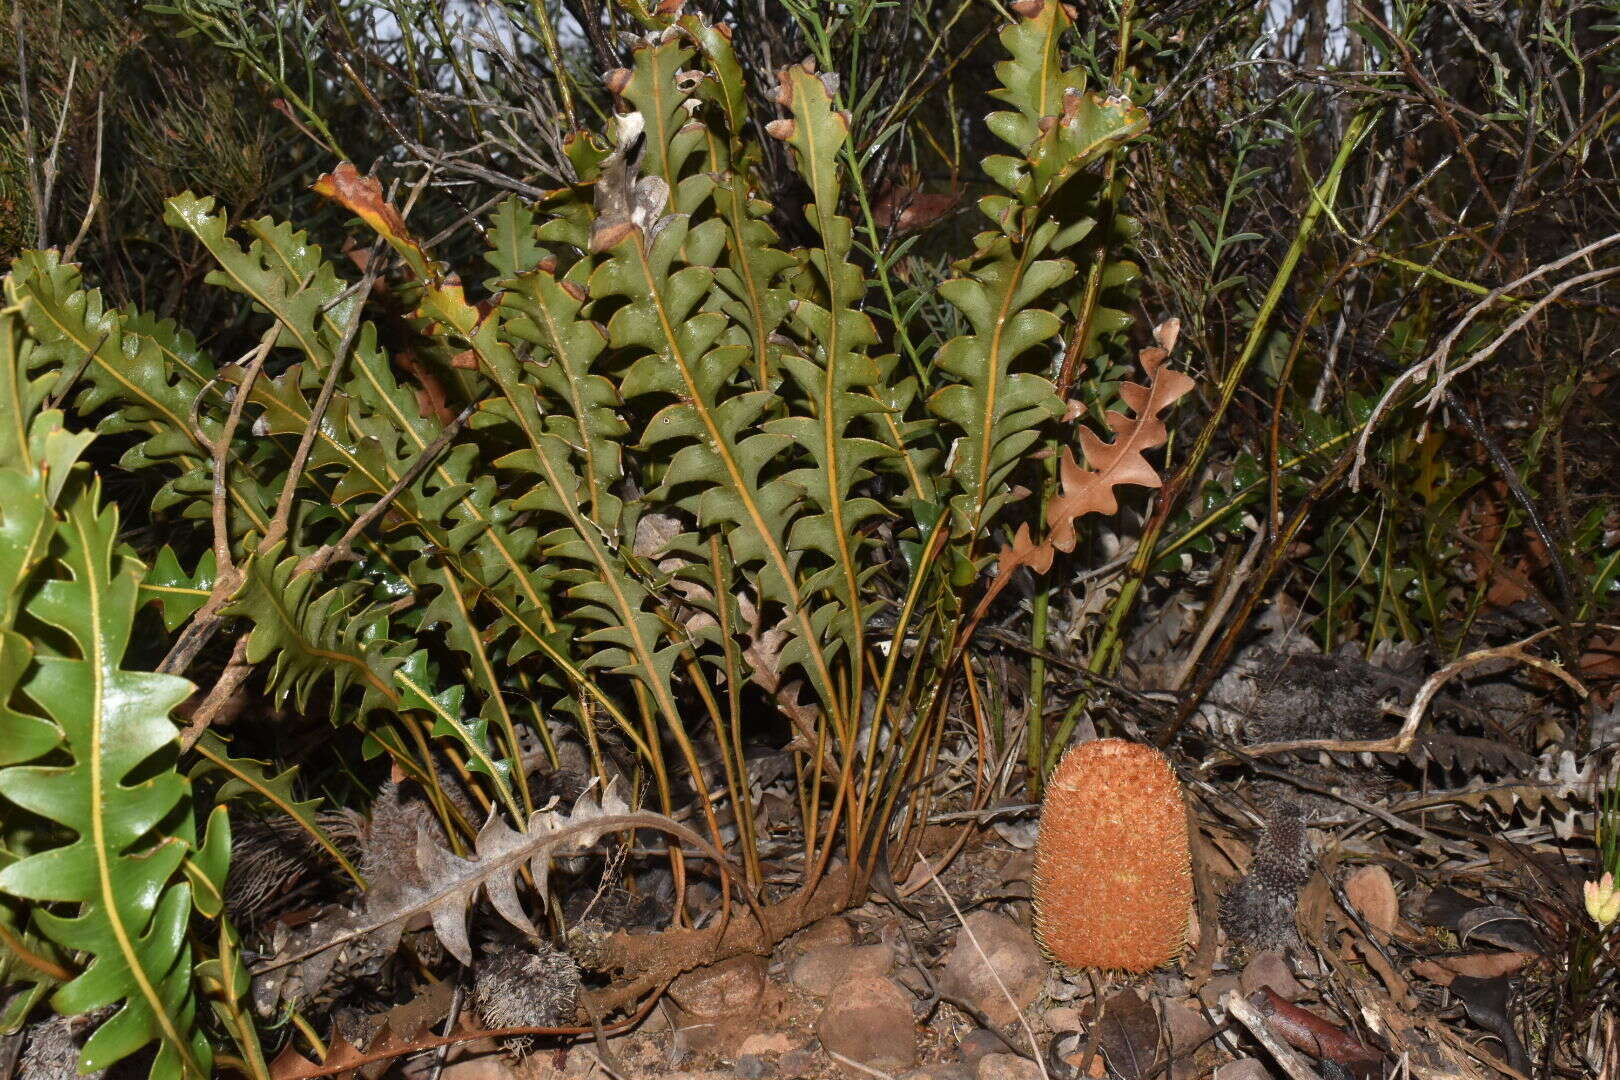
[473,940,582,1055]
[1219,801,1313,952]
[1033,739,1192,971]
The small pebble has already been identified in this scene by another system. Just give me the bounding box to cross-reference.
[789,943,893,997]
[902,1066,976,1080]
[778,1050,817,1078]
[1240,948,1308,1002]
[1196,973,1243,1012]
[790,916,858,954]
[738,1033,795,1057]
[1044,1006,1082,1032]
[957,1029,1004,1066]
[936,912,1044,1027]
[734,1054,770,1079]
[817,976,918,1076]
[976,1053,1043,1080]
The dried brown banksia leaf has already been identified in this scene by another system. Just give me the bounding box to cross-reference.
[1034,739,1192,971]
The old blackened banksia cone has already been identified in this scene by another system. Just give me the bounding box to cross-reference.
[1034,739,1192,971]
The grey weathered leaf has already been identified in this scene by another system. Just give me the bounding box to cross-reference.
[250,782,718,1009]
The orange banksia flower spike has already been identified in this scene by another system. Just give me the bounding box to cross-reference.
[1033,738,1193,971]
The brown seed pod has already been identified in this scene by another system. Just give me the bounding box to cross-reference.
[1033,738,1192,971]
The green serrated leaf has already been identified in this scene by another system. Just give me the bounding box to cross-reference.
[0,478,210,1078]
[191,731,363,888]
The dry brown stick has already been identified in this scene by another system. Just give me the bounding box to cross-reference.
[1226,627,1587,761]
[260,249,384,555]
[1355,3,1502,227]
[1222,991,1326,1080]
[210,326,279,576]
[156,325,280,677]
[1184,799,1222,981]
[61,92,104,264]
[160,167,439,678]
[1208,742,1480,861]
[1421,264,1620,415]
[1075,970,1108,1080]
[37,59,78,234]
[1171,527,1265,692]
[292,402,475,579]
[176,636,254,752]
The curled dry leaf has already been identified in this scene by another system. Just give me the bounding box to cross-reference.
[1409,952,1536,985]
[249,782,718,1012]
[970,333,1193,627]
[1252,988,1383,1066]
[312,162,437,284]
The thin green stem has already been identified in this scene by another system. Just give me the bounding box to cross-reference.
[1050,105,1378,771]
[1025,450,1056,797]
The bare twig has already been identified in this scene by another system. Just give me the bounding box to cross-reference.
[177,636,253,752]
[1222,991,1326,1080]
[210,326,280,576]
[1352,232,1620,488]
[61,93,105,264]
[157,324,281,678]
[259,243,385,554]
[38,57,79,244]
[1223,627,1586,761]
[292,402,476,579]
[423,984,462,1080]
[1172,527,1265,692]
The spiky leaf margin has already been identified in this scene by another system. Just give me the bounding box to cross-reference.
[0,302,213,1079]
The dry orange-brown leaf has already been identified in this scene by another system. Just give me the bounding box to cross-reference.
[313,162,437,283]
[1047,334,1195,552]
[268,1044,321,1080]
[873,173,962,234]
[1410,952,1536,985]
[394,353,457,425]
[1344,865,1401,938]
[967,327,1192,631]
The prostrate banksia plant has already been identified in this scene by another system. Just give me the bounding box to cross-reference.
[1033,739,1192,971]
[1,1,1166,1063]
